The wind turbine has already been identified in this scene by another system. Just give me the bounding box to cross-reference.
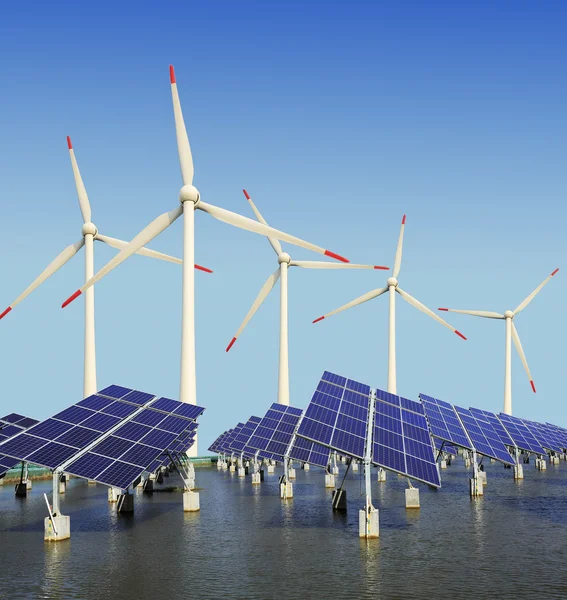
[313,215,467,394]
[62,65,349,450]
[0,137,206,398]
[225,189,389,406]
[438,268,559,415]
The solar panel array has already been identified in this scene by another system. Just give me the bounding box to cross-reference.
[0,414,40,477]
[209,431,228,454]
[454,406,515,465]
[469,407,515,448]
[245,404,303,461]
[546,423,567,449]
[419,394,472,449]
[295,372,371,460]
[230,416,262,453]
[521,420,563,453]
[498,413,546,455]
[373,389,440,487]
[288,436,331,468]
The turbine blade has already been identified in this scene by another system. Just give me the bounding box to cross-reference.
[511,322,536,392]
[197,201,348,262]
[397,287,467,339]
[226,267,281,351]
[392,214,406,279]
[62,206,183,307]
[514,269,559,315]
[96,233,183,265]
[291,261,388,270]
[1,239,84,319]
[312,287,388,323]
[170,65,194,186]
[242,189,282,256]
[437,308,504,319]
[67,137,92,223]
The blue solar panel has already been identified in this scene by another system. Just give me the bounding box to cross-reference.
[1,413,27,424]
[113,422,152,442]
[77,395,115,411]
[546,423,567,449]
[158,415,190,435]
[373,389,440,487]
[55,426,102,449]
[27,442,79,468]
[102,401,139,419]
[91,436,133,459]
[151,397,180,413]
[173,404,205,420]
[419,393,473,449]
[520,420,562,453]
[140,429,178,450]
[53,406,96,425]
[288,436,331,468]
[0,425,24,439]
[230,416,262,453]
[81,413,121,432]
[454,406,515,465]
[296,372,371,460]
[123,390,155,405]
[98,385,133,399]
[435,438,457,456]
[132,409,167,427]
[498,413,546,455]
[247,405,303,461]
[0,415,39,476]
[469,407,515,448]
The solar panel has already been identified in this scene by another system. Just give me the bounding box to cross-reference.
[419,394,473,449]
[373,389,440,487]
[434,438,457,456]
[520,419,563,453]
[498,413,547,455]
[295,372,371,460]
[208,431,227,453]
[469,407,515,448]
[454,406,515,465]
[288,436,331,468]
[546,423,567,449]
[0,413,39,478]
[230,416,262,453]
[246,404,303,461]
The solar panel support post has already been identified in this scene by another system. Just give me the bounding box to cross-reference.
[360,393,378,538]
[469,451,483,497]
[52,470,61,516]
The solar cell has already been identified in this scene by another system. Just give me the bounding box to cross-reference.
[419,393,473,449]
[296,372,371,460]
[373,389,440,487]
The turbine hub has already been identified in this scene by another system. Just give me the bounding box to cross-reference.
[504,310,514,319]
[179,185,200,205]
[82,222,98,237]
[387,277,398,288]
[278,252,291,265]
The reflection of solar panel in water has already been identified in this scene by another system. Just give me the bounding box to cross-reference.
[498,413,546,455]
[65,397,204,489]
[454,406,515,465]
[230,416,262,453]
[288,436,331,468]
[295,371,371,460]
[469,407,515,448]
[373,389,440,487]
[419,394,472,449]
[245,404,303,461]
[434,438,457,456]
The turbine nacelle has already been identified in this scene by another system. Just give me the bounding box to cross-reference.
[504,310,514,319]
[387,277,399,288]
[278,252,291,265]
[82,222,98,237]
[179,185,200,205]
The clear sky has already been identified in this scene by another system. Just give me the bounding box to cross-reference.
[0,1,565,451]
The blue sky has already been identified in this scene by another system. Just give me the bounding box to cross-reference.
[0,2,565,451]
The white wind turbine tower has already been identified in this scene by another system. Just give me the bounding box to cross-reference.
[0,137,199,398]
[62,65,349,452]
[313,215,467,394]
[438,268,559,415]
[225,189,389,406]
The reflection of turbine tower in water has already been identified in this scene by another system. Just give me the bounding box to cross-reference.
[439,269,559,415]
[63,66,350,454]
[0,137,191,398]
[225,189,388,406]
[313,215,466,394]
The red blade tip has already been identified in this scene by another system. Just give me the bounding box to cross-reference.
[552,268,559,276]
[169,65,176,84]
[402,215,406,225]
[374,266,389,270]
[62,290,82,308]
[67,136,73,150]
[313,316,325,324]
[324,250,349,263]
[195,264,213,274]
[0,307,12,320]
[455,330,467,340]
[438,308,448,311]
[226,337,237,352]
[530,380,536,393]
[243,189,251,200]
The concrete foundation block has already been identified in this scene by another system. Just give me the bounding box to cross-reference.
[325,474,335,488]
[359,508,379,538]
[267,465,275,474]
[0,478,4,486]
[470,477,484,497]
[538,459,547,471]
[26,480,32,491]
[217,460,222,469]
[303,463,310,471]
[280,482,293,499]
[229,464,236,473]
[479,471,487,485]
[108,487,121,503]
[44,515,70,542]
[59,481,66,494]
[514,464,524,480]
[352,462,359,472]
[252,472,261,485]
[288,468,296,480]
[183,490,200,512]
[117,493,134,513]
[332,488,347,511]
[405,487,420,509]
[143,479,154,493]
[440,460,447,470]
[14,483,27,497]
[377,468,387,482]
[332,466,339,476]
[237,467,246,477]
